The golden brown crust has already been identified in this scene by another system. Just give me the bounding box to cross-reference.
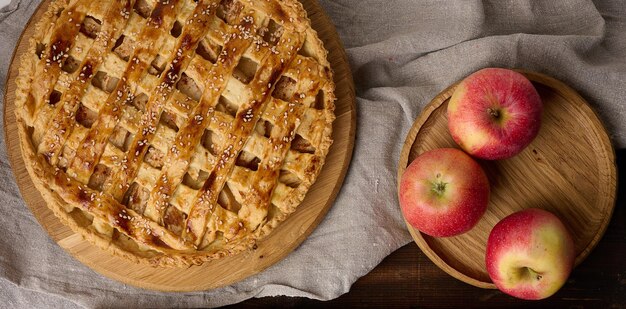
[14,0,335,267]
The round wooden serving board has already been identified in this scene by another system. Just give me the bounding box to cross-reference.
[4,0,356,292]
[397,70,616,289]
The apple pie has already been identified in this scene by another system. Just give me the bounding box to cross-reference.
[14,0,335,267]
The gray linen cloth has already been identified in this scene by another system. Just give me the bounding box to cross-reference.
[1,0,625,307]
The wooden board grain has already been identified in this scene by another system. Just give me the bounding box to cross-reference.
[3,0,356,292]
[397,70,616,289]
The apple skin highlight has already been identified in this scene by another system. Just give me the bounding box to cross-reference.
[399,148,490,237]
[447,68,543,160]
[485,208,575,300]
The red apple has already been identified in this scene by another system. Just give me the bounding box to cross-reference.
[399,148,490,237]
[447,68,542,160]
[486,208,575,300]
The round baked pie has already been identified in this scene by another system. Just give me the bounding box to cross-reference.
[14,0,335,266]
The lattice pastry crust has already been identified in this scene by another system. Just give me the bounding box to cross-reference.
[14,0,335,267]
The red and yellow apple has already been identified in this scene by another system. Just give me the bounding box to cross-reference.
[486,208,575,300]
[399,148,490,237]
[447,68,543,160]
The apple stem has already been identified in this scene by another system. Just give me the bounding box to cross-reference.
[521,267,544,282]
[487,108,501,119]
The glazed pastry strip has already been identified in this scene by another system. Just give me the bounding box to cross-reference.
[67,0,185,185]
[142,11,254,224]
[281,55,335,151]
[183,31,304,247]
[37,0,134,165]
[242,55,333,217]
[251,0,305,30]
[232,51,334,232]
[30,2,88,144]
[102,0,219,201]
[237,100,307,229]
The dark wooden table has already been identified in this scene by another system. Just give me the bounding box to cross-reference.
[227,149,626,308]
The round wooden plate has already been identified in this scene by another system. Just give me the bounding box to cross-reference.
[397,70,616,289]
[3,0,356,292]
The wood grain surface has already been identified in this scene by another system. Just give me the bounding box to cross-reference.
[397,70,616,288]
[3,0,356,292]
